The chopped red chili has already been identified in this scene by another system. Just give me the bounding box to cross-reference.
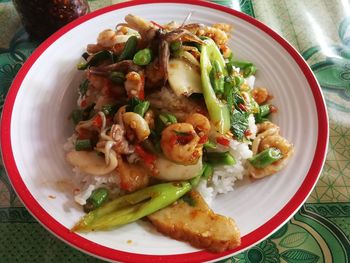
[269,105,278,113]
[244,129,252,137]
[198,135,208,144]
[134,145,157,165]
[92,114,103,128]
[176,132,194,145]
[216,136,230,146]
[238,103,248,112]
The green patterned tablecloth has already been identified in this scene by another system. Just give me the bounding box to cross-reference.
[0,0,349,262]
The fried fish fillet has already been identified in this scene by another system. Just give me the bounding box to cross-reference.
[147,191,241,252]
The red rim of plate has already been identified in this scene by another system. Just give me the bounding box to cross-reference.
[0,0,328,262]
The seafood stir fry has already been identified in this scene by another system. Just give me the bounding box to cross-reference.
[66,14,294,252]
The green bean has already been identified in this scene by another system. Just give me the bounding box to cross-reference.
[75,139,92,151]
[118,35,138,62]
[206,151,236,165]
[210,60,225,94]
[204,140,217,149]
[170,41,182,54]
[83,188,109,213]
[248,147,282,168]
[230,59,253,69]
[260,104,271,117]
[229,59,257,77]
[202,163,214,181]
[133,101,150,117]
[254,104,270,123]
[133,48,153,66]
[159,113,177,125]
[243,65,257,77]
[109,71,125,84]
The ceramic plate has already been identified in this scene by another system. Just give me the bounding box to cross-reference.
[1,1,328,262]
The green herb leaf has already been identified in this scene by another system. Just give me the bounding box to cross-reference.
[230,109,249,140]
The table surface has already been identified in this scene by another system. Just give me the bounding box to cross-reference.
[0,0,349,262]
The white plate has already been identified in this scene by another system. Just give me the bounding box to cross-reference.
[1,1,328,262]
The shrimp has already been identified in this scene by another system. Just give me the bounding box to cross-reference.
[124,71,145,99]
[97,29,118,48]
[252,121,280,155]
[196,26,230,45]
[248,134,294,179]
[161,123,202,165]
[185,113,210,142]
[122,112,150,141]
[251,87,269,105]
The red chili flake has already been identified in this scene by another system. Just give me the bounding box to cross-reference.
[269,105,278,113]
[238,103,248,112]
[120,181,129,191]
[73,188,80,194]
[134,145,157,165]
[216,136,230,146]
[92,115,103,128]
[176,133,194,145]
[244,129,252,137]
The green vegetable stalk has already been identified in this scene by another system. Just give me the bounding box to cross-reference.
[72,182,191,232]
[200,38,230,134]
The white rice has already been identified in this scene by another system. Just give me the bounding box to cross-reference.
[71,167,120,205]
[196,115,257,205]
[196,139,253,205]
